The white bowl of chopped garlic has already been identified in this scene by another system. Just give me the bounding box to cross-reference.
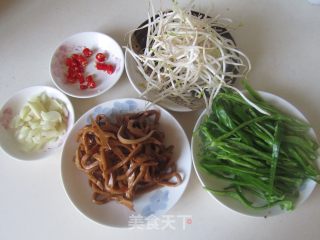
[0,86,75,160]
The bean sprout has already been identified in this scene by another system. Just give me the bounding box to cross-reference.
[126,1,267,114]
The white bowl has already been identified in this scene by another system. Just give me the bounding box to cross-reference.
[191,91,320,217]
[61,98,191,227]
[50,32,124,98]
[0,86,75,161]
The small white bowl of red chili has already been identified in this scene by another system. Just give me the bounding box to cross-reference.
[50,32,124,98]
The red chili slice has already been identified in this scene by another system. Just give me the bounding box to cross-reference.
[95,53,106,62]
[67,68,77,78]
[65,48,113,90]
[95,63,115,74]
[71,60,78,68]
[86,75,94,82]
[71,54,80,60]
[95,62,107,70]
[76,73,85,84]
[82,47,93,57]
[65,57,73,67]
[66,72,77,83]
[80,84,88,90]
[105,64,115,74]
[88,80,96,88]
[71,66,81,74]
[77,55,88,67]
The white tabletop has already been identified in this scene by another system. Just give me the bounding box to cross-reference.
[1,0,320,239]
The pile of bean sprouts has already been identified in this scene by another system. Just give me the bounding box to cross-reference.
[126,1,257,111]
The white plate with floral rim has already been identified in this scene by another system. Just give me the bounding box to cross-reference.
[61,98,191,227]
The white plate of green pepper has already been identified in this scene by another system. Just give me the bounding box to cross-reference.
[191,83,320,217]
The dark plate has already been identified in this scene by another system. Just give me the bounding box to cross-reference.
[131,10,238,85]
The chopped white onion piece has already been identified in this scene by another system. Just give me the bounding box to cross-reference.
[12,92,68,152]
[40,111,62,123]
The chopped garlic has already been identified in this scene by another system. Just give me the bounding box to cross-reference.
[12,92,68,152]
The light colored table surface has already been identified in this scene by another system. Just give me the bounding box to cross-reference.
[1,0,320,239]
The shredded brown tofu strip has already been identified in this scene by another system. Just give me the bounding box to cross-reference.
[74,110,182,210]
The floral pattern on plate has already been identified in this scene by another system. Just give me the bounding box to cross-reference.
[85,99,138,124]
[141,190,169,217]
